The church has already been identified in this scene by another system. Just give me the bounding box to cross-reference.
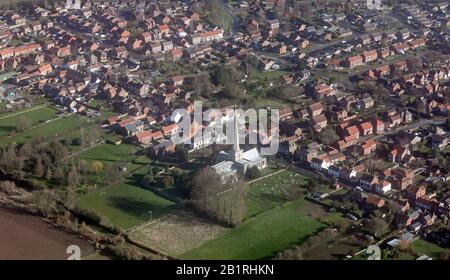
[212,113,267,184]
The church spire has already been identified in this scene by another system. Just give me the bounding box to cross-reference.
[232,106,242,161]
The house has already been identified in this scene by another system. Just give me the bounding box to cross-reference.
[346,125,360,139]
[279,136,298,156]
[311,114,328,132]
[307,102,323,117]
[372,118,385,134]
[365,195,386,209]
[359,139,377,156]
[328,165,341,178]
[345,55,363,68]
[388,147,412,163]
[375,180,392,194]
[360,173,379,191]
[313,84,335,98]
[133,130,163,146]
[357,122,373,136]
[161,123,178,137]
[358,97,374,109]
[361,50,378,63]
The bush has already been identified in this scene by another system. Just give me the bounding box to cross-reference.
[245,166,261,180]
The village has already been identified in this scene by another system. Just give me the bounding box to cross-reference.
[1,0,450,261]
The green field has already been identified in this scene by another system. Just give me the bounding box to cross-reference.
[78,166,176,229]
[411,239,450,259]
[245,170,314,218]
[79,143,141,164]
[181,198,324,260]
[0,106,58,137]
[250,70,288,81]
[2,115,91,145]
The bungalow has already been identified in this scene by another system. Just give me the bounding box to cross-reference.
[313,84,335,98]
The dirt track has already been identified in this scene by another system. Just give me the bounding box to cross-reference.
[0,208,94,260]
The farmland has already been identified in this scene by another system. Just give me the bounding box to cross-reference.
[0,207,94,260]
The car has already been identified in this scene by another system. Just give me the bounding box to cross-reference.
[347,214,358,221]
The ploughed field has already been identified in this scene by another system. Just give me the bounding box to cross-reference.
[0,208,94,260]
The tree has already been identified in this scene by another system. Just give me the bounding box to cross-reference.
[53,166,66,186]
[190,167,247,226]
[161,176,175,188]
[45,167,53,181]
[365,217,389,237]
[318,126,339,145]
[0,181,17,195]
[33,157,45,177]
[192,74,215,98]
[176,145,190,163]
[32,189,58,216]
[142,174,155,187]
[67,165,80,188]
[245,166,261,180]
[90,161,104,174]
[16,116,32,132]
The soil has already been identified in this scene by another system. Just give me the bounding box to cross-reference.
[0,207,94,260]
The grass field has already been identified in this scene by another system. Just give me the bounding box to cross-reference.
[78,167,177,229]
[0,106,58,137]
[79,142,141,164]
[180,198,324,260]
[250,70,288,81]
[245,170,314,218]
[411,239,450,259]
[2,115,91,145]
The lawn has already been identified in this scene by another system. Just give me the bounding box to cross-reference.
[180,198,324,260]
[78,166,177,229]
[0,106,58,137]
[245,170,314,218]
[249,70,288,81]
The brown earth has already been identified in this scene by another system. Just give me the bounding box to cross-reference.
[0,207,94,260]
